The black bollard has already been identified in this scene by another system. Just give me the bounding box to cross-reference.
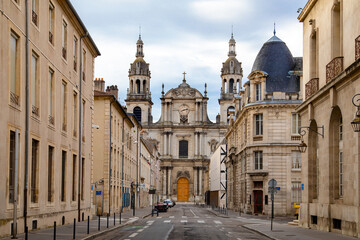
[98,215,100,231]
[73,218,76,239]
[25,226,28,240]
[114,213,115,226]
[120,211,122,224]
[106,214,109,228]
[54,221,56,240]
[87,216,90,234]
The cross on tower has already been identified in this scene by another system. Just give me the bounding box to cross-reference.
[183,72,186,81]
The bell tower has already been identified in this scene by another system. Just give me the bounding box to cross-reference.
[219,32,243,124]
[125,34,153,125]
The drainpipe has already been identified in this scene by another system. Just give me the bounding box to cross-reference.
[24,0,30,231]
[78,32,88,222]
[12,130,19,238]
[121,118,125,212]
[108,99,114,215]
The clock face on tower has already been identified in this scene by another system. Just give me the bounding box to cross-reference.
[179,104,190,123]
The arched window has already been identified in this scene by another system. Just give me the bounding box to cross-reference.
[143,80,146,93]
[308,120,319,201]
[179,140,188,158]
[227,106,235,123]
[224,79,227,93]
[329,107,343,199]
[133,106,141,123]
[229,79,234,93]
[136,80,140,94]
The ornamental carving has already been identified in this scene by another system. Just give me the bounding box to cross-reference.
[356,35,360,61]
[176,171,190,179]
[305,78,319,100]
[174,87,195,97]
[326,57,343,83]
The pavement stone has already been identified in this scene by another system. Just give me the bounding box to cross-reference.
[0,206,154,240]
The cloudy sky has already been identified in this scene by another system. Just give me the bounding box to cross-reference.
[72,0,308,121]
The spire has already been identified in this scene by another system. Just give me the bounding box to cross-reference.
[273,22,276,36]
[228,28,236,57]
[136,28,144,58]
[182,72,186,82]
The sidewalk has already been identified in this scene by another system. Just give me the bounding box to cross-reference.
[206,207,357,240]
[1,206,154,240]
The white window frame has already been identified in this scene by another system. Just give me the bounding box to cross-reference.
[292,151,301,169]
[254,151,263,170]
[254,114,263,136]
[255,83,261,101]
[291,182,302,203]
[292,113,301,135]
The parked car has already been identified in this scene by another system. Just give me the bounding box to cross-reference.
[154,202,168,212]
[164,199,176,208]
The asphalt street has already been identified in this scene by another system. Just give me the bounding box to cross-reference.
[93,205,271,240]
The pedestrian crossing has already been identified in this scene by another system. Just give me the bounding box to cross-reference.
[146,218,223,225]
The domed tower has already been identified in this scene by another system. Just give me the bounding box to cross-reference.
[219,33,243,124]
[125,34,153,125]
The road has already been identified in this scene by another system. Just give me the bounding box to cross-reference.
[94,204,271,240]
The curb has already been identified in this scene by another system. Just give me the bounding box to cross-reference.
[81,211,154,240]
[242,225,280,240]
[206,209,230,218]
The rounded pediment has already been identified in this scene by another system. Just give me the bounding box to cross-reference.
[164,80,203,99]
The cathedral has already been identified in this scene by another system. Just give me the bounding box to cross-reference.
[125,34,242,202]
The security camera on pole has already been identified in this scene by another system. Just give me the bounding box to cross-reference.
[268,178,277,231]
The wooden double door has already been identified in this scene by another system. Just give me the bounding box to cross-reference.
[177,178,189,201]
[254,190,263,214]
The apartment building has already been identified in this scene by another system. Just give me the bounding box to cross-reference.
[0,0,100,237]
[297,0,360,237]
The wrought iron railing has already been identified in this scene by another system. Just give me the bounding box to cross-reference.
[326,56,343,83]
[305,78,319,99]
[62,47,67,59]
[356,35,360,61]
[32,105,39,116]
[32,10,37,26]
[49,115,54,125]
[49,31,53,44]
[10,91,19,106]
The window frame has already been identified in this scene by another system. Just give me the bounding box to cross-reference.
[254,114,263,136]
[179,140,188,158]
[255,83,261,101]
[254,151,263,170]
[292,113,301,135]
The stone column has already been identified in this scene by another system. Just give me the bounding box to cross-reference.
[168,133,172,156]
[203,102,207,122]
[168,168,172,196]
[194,132,198,156]
[227,79,230,93]
[222,79,225,93]
[169,103,172,122]
[195,103,198,122]
[199,168,203,196]
[163,168,167,195]
[163,133,167,155]
[161,102,165,122]
[193,167,197,197]
[199,133,203,156]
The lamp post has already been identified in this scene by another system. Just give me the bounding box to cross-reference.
[297,126,324,153]
[351,93,360,132]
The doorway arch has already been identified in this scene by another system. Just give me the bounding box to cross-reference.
[177,178,189,201]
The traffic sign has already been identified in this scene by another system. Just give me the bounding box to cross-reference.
[268,179,277,187]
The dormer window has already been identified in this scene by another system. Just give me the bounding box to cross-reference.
[255,83,261,101]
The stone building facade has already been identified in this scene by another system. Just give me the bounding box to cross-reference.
[225,33,303,216]
[297,0,360,237]
[124,35,238,202]
[0,0,100,237]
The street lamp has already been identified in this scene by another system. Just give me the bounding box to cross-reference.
[297,126,324,153]
[351,93,360,132]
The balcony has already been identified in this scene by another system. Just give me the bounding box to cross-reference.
[73,60,77,71]
[326,57,343,83]
[32,105,39,116]
[49,31,53,44]
[356,35,360,61]
[32,10,37,26]
[82,71,85,81]
[10,92,19,106]
[305,78,319,100]
[48,115,54,125]
[62,47,67,59]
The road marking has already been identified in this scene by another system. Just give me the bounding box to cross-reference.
[143,226,149,228]
[169,216,174,218]
[156,216,162,218]
[164,220,171,223]
[237,238,242,240]
[129,233,138,237]
[146,220,154,225]
[197,220,205,223]
[182,216,187,218]
[137,229,144,232]
[190,208,197,217]
[181,220,188,223]
[194,216,199,218]
[214,220,222,224]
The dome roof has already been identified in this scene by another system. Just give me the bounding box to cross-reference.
[221,56,242,76]
[129,58,150,76]
[251,35,296,92]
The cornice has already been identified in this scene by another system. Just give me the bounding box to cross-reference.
[298,0,317,22]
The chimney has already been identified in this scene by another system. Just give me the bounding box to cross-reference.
[94,78,105,92]
[106,85,119,99]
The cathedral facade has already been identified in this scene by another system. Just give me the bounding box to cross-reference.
[125,35,242,202]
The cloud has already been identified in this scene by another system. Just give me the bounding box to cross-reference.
[190,0,253,22]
